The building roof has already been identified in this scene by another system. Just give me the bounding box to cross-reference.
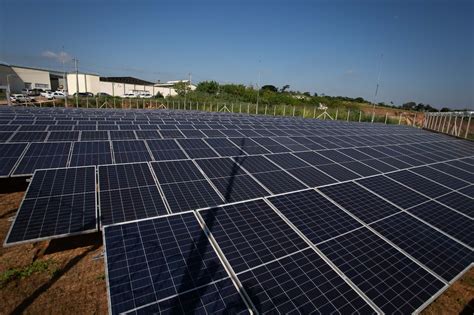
[100,76,155,86]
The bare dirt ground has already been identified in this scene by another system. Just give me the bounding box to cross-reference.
[0,187,107,315]
[0,185,472,314]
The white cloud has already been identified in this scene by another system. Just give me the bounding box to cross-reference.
[41,50,72,63]
[345,69,355,75]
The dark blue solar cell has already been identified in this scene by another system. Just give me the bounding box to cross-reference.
[199,199,308,273]
[228,137,269,155]
[146,139,187,161]
[408,201,473,247]
[265,153,309,169]
[160,180,224,212]
[10,131,48,142]
[370,212,474,281]
[319,182,400,223]
[46,131,80,142]
[112,140,152,163]
[386,170,452,198]
[70,141,112,167]
[13,142,71,176]
[211,175,269,202]
[315,163,361,181]
[98,163,156,191]
[357,175,428,209]
[411,166,469,190]
[177,139,218,159]
[318,228,445,314]
[238,248,375,314]
[253,170,306,194]
[0,143,28,177]
[293,151,333,166]
[104,213,240,314]
[150,160,205,184]
[269,189,362,243]
[288,166,337,187]
[5,166,97,245]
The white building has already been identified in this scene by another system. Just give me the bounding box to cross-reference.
[0,63,195,98]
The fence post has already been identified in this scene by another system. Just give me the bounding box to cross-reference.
[265,105,267,115]
[359,111,362,122]
[86,96,89,108]
[335,109,338,120]
[347,110,350,121]
[247,103,250,114]
[96,97,98,108]
[398,113,402,125]
[458,116,464,137]
[292,106,295,117]
[384,113,388,124]
[464,113,471,139]
[273,106,276,116]
[239,103,242,113]
[283,105,286,116]
[313,107,316,118]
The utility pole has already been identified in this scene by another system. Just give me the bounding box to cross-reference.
[371,53,383,123]
[62,46,68,107]
[73,58,79,108]
[256,61,261,115]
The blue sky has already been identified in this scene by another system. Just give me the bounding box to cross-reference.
[1,0,472,108]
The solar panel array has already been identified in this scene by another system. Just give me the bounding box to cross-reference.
[1,106,472,314]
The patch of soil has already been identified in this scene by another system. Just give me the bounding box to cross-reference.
[422,267,474,315]
[0,190,107,315]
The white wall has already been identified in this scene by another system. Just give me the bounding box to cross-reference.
[1,66,51,92]
[97,81,178,97]
[66,73,101,94]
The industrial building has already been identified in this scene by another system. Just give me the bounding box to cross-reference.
[0,62,195,97]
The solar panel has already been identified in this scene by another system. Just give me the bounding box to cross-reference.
[9,131,48,142]
[205,138,245,156]
[103,212,249,314]
[159,129,184,138]
[237,248,375,313]
[318,227,445,314]
[150,160,224,212]
[69,141,113,167]
[98,163,167,225]
[81,131,110,141]
[293,151,333,166]
[357,175,428,209]
[235,155,280,173]
[386,170,452,198]
[112,140,152,163]
[134,130,161,139]
[429,163,474,183]
[317,150,355,163]
[0,143,27,177]
[211,175,269,202]
[46,131,80,142]
[408,201,473,247]
[370,212,473,281]
[251,137,290,153]
[359,158,397,173]
[5,166,97,245]
[339,161,380,177]
[287,166,337,187]
[177,138,218,159]
[265,153,309,169]
[315,164,361,181]
[228,137,269,155]
[109,130,137,140]
[457,185,474,197]
[268,189,362,243]
[319,182,401,223]
[252,170,307,194]
[195,158,248,179]
[12,142,71,176]
[146,139,187,161]
[198,199,308,273]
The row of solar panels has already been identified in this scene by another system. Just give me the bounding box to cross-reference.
[5,150,472,246]
[0,133,467,177]
[6,158,471,314]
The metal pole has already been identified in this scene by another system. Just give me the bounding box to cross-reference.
[347,110,350,121]
[265,104,267,115]
[6,74,13,106]
[384,112,388,124]
[335,109,338,120]
[464,113,471,139]
[441,114,447,132]
[273,105,276,116]
[313,107,316,118]
[359,111,362,122]
[303,106,306,118]
[413,113,417,126]
[398,113,402,125]
[74,58,79,107]
[292,106,295,117]
[283,105,286,116]
[256,66,261,115]
[239,102,242,113]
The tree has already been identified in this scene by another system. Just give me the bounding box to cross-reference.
[174,81,191,97]
[196,81,219,94]
[402,102,416,110]
[303,92,311,97]
[280,85,290,92]
[313,92,318,97]
[261,85,278,92]
[440,107,451,112]
[354,97,366,103]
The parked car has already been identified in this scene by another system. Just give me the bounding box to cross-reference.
[139,92,152,98]
[40,90,53,99]
[10,94,35,103]
[121,92,137,98]
[96,92,111,97]
[21,88,45,96]
[73,92,94,97]
[51,91,66,99]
